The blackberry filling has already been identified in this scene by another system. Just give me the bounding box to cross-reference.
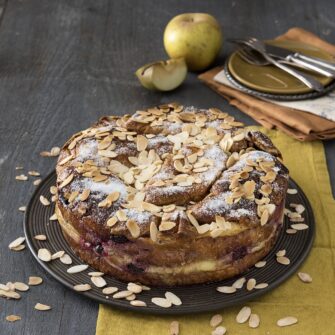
[110,234,129,244]
[232,246,247,260]
[94,244,104,254]
[127,263,144,273]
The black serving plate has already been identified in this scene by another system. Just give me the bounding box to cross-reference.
[24,171,315,315]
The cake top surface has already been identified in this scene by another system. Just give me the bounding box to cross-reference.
[56,103,289,241]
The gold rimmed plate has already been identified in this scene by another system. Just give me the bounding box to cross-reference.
[228,40,334,94]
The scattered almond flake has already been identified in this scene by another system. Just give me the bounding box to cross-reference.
[232,277,246,289]
[249,313,260,328]
[50,186,57,194]
[165,291,182,306]
[246,278,256,291]
[260,209,269,226]
[217,286,236,294]
[298,272,312,283]
[74,284,91,292]
[102,287,118,295]
[136,135,148,151]
[14,282,29,292]
[127,282,142,294]
[40,146,60,157]
[286,228,297,234]
[15,166,24,170]
[79,189,90,201]
[35,303,51,311]
[151,297,172,308]
[170,321,179,335]
[211,326,226,335]
[107,216,118,227]
[38,248,52,262]
[34,234,47,241]
[28,276,43,286]
[88,272,104,277]
[28,170,40,176]
[67,264,88,274]
[210,314,223,328]
[255,261,266,268]
[291,223,309,230]
[277,316,298,327]
[287,188,298,194]
[16,174,28,181]
[277,256,290,265]
[113,290,133,299]
[255,283,268,289]
[11,244,26,251]
[6,315,21,322]
[39,195,50,206]
[91,276,107,288]
[159,221,176,231]
[0,290,21,299]
[59,173,74,188]
[141,285,151,291]
[7,282,15,291]
[51,250,65,260]
[60,254,72,265]
[236,306,251,323]
[126,219,140,238]
[150,222,158,242]
[9,237,25,250]
[130,300,147,307]
[49,213,58,221]
[276,249,286,257]
[18,206,26,212]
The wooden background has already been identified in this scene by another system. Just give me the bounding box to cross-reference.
[0,0,334,334]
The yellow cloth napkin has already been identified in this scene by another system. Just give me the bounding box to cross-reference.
[96,128,335,335]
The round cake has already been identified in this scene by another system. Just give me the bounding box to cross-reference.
[55,104,289,286]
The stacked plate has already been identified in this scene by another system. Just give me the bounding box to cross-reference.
[225,40,335,101]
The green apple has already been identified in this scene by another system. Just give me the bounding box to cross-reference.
[163,13,222,71]
[135,58,187,91]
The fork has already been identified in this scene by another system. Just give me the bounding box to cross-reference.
[231,37,324,92]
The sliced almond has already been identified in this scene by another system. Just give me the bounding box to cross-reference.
[277,256,290,265]
[59,173,74,188]
[107,217,118,227]
[151,297,172,308]
[67,264,88,274]
[11,244,26,251]
[37,248,52,262]
[102,287,118,295]
[6,315,21,322]
[297,272,312,283]
[60,254,72,265]
[126,219,140,238]
[276,249,286,257]
[130,300,147,307]
[79,189,90,201]
[113,290,133,299]
[18,206,26,212]
[74,284,91,292]
[49,213,58,221]
[126,294,136,301]
[236,306,251,324]
[249,313,260,328]
[14,282,29,292]
[34,234,47,241]
[35,303,51,311]
[159,221,176,231]
[150,221,158,242]
[9,237,25,250]
[88,272,104,277]
[210,314,223,328]
[137,135,148,151]
[246,278,256,291]
[255,283,268,289]
[290,223,309,230]
[232,277,246,289]
[286,228,297,234]
[165,291,182,306]
[254,261,266,268]
[217,285,236,294]
[28,170,40,176]
[39,195,50,206]
[91,276,107,288]
[0,290,21,299]
[260,209,269,226]
[28,276,43,286]
[277,316,298,327]
[170,321,179,335]
[16,174,28,181]
[287,188,298,194]
[51,250,65,260]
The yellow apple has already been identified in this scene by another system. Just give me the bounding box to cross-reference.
[164,13,223,71]
[135,58,187,91]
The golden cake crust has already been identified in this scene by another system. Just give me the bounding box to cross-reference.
[55,104,288,285]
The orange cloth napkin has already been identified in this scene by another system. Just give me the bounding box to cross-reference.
[199,28,335,141]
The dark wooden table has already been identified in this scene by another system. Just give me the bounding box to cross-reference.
[0,0,334,334]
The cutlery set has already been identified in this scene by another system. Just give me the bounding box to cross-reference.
[228,37,335,92]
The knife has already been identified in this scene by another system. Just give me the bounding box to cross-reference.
[265,44,335,77]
